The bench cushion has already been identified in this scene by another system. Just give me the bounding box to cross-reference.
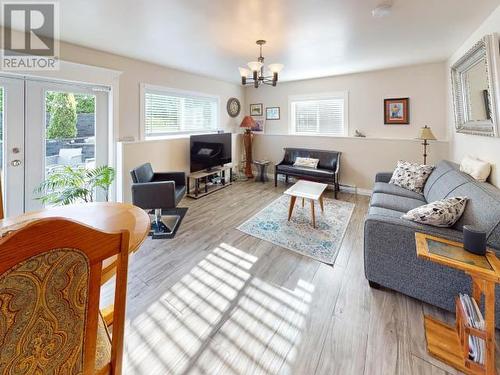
[276,164,334,179]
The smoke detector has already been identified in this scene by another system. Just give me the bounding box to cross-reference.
[372,3,392,18]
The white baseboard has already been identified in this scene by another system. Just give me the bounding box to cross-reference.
[339,185,372,196]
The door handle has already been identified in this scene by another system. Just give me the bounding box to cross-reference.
[10,160,22,167]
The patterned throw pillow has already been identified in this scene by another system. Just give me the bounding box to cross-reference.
[294,157,320,169]
[401,197,468,227]
[389,161,434,193]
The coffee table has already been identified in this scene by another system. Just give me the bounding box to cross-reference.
[284,180,328,228]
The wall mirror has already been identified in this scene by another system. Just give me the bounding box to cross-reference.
[451,34,499,137]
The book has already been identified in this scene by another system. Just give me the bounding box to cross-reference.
[459,293,485,365]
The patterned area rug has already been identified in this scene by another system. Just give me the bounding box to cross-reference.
[237,195,355,264]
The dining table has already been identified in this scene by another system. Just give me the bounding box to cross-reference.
[0,202,151,284]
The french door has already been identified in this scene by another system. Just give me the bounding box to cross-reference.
[0,76,109,217]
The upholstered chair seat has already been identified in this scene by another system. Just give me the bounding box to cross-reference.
[0,218,130,375]
[96,312,112,374]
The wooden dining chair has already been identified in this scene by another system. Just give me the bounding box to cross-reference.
[0,218,130,375]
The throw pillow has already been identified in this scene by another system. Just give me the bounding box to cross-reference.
[460,155,491,182]
[401,197,468,227]
[294,157,320,169]
[389,160,434,193]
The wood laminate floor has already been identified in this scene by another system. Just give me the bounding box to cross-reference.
[102,181,497,375]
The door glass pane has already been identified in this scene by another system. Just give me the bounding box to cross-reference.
[45,91,96,182]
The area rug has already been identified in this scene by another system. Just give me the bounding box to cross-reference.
[237,195,355,264]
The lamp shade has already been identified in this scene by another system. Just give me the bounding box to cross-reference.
[240,115,256,128]
[238,67,250,77]
[247,61,263,72]
[268,63,284,73]
[417,125,436,141]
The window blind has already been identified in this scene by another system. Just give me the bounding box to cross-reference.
[291,96,346,136]
[144,90,218,137]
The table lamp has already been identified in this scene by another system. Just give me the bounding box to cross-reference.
[417,125,436,165]
[240,116,255,178]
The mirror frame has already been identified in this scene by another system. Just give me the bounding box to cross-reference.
[451,34,500,137]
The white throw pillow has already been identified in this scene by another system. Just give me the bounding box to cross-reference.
[294,157,320,169]
[460,156,491,182]
[389,161,434,194]
[402,197,468,227]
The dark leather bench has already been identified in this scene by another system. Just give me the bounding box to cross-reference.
[274,148,341,198]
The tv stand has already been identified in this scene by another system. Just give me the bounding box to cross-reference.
[187,165,232,199]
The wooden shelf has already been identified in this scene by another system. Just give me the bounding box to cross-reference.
[424,316,469,373]
[415,232,499,375]
[186,165,233,199]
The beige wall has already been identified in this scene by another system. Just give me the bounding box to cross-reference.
[245,62,449,191]
[253,134,448,193]
[447,5,500,187]
[245,62,448,139]
[118,134,242,202]
[59,41,245,141]
[56,40,245,201]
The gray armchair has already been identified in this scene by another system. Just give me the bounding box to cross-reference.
[130,163,186,238]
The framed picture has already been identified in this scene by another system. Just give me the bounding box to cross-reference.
[266,107,280,120]
[384,98,410,124]
[251,118,265,132]
[250,103,263,116]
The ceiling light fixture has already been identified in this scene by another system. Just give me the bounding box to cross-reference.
[239,40,284,88]
[372,2,392,18]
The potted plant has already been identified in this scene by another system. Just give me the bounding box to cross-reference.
[35,165,115,205]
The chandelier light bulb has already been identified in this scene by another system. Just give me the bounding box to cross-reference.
[238,67,250,77]
[239,40,283,88]
[268,63,284,73]
[247,61,263,72]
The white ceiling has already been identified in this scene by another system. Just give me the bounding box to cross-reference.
[49,0,500,82]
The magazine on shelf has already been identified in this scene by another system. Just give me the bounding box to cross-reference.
[459,293,485,365]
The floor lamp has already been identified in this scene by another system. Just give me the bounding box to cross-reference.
[417,125,436,165]
[240,115,255,178]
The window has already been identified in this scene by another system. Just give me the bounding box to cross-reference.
[290,92,348,136]
[142,85,218,138]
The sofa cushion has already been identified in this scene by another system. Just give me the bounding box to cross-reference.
[424,163,472,203]
[423,160,457,198]
[370,192,426,212]
[450,182,500,248]
[276,164,334,179]
[402,197,468,227]
[368,206,406,218]
[373,182,426,201]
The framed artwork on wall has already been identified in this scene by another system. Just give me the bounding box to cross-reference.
[251,118,265,132]
[266,107,280,120]
[384,98,410,124]
[250,103,263,116]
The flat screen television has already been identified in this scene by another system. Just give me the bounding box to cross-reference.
[190,133,232,172]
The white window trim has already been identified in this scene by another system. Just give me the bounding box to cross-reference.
[140,83,221,140]
[288,91,349,136]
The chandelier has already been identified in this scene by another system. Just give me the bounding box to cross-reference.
[238,40,284,88]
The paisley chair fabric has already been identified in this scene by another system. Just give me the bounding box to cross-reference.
[0,248,111,374]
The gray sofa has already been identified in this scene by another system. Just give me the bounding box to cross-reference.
[364,160,500,324]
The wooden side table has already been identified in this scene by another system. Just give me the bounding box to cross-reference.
[415,232,500,375]
[253,160,270,183]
